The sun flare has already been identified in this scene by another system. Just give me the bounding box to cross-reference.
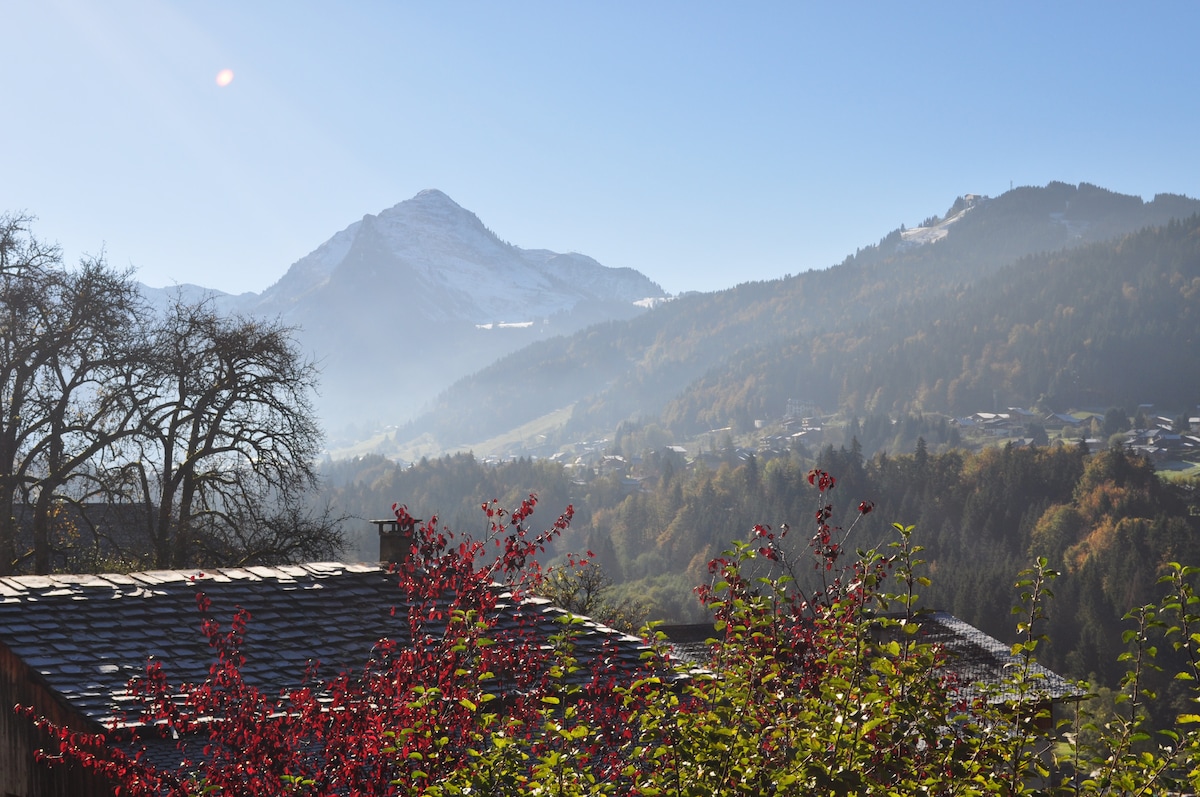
[215,69,234,87]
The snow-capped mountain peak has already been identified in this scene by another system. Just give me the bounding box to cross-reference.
[141,190,668,430]
[252,190,665,324]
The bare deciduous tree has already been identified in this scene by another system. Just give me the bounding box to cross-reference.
[129,296,332,568]
[0,214,344,574]
[0,215,148,574]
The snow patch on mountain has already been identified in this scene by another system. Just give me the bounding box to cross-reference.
[900,195,987,248]
[476,321,536,330]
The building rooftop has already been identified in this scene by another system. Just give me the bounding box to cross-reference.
[884,610,1083,704]
[0,561,649,730]
[657,611,1083,705]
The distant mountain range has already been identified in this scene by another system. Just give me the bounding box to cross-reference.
[142,182,1200,462]
[140,190,666,436]
[384,182,1200,460]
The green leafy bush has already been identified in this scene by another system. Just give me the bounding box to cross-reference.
[23,475,1200,794]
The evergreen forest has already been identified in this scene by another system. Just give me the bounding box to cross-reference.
[330,187,1200,710]
[326,440,1200,723]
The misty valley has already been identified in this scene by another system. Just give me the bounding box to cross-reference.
[5,180,1200,793]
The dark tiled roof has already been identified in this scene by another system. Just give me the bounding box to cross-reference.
[658,612,1083,705]
[0,562,650,730]
[655,623,719,667]
[890,610,1084,704]
[8,502,155,572]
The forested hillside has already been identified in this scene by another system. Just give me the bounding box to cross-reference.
[391,183,1200,456]
[337,182,1200,700]
[327,442,1200,712]
[666,213,1200,431]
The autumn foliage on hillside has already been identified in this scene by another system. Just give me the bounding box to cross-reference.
[23,472,1200,794]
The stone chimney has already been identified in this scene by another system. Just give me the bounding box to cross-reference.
[372,509,421,564]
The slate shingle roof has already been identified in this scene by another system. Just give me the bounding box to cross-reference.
[658,611,1083,705]
[0,561,651,731]
[887,610,1084,704]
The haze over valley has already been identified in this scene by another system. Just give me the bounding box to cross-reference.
[146,182,1200,467]
[139,189,667,430]
[8,7,1200,756]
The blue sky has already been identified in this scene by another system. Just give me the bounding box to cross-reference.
[4,2,1198,296]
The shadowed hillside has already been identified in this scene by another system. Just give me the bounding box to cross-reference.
[394,183,1200,455]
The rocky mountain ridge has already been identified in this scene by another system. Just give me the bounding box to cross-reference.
[385,182,1200,460]
[139,190,667,433]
